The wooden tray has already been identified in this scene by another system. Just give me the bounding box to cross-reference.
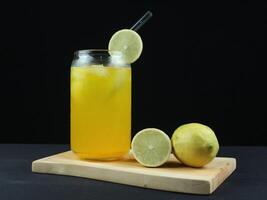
[32,151,236,194]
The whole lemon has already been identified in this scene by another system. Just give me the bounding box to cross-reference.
[171,123,219,167]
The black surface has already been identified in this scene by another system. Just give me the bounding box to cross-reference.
[1,1,267,145]
[0,144,266,200]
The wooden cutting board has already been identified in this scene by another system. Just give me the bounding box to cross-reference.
[32,151,236,194]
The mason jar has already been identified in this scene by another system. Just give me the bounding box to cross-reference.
[70,49,131,160]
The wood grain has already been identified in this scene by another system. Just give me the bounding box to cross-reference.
[32,151,236,194]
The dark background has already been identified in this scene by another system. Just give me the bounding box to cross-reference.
[1,1,266,145]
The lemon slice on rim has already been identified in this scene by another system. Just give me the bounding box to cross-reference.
[108,29,143,64]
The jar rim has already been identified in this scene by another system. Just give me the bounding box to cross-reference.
[74,49,123,56]
[72,49,130,67]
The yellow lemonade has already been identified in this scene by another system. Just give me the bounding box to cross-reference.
[71,66,131,159]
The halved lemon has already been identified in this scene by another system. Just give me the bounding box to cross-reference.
[131,128,171,167]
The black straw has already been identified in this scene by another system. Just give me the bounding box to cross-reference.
[130,11,153,31]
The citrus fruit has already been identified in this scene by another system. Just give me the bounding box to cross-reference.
[131,128,171,167]
[171,123,219,167]
[108,29,143,64]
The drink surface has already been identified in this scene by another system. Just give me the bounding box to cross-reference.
[71,65,131,159]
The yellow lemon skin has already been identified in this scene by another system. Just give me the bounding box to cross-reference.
[171,123,219,168]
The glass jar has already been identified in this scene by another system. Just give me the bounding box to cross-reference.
[70,50,131,160]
